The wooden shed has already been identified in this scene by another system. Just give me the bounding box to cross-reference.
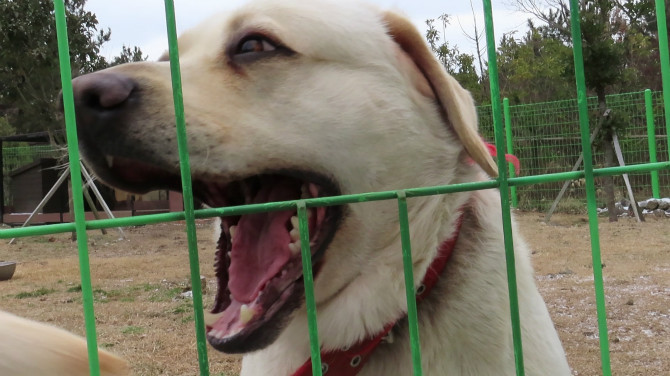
[8,158,67,214]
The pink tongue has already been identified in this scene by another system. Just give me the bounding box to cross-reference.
[228,180,299,304]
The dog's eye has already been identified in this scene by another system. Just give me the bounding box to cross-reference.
[236,37,277,55]
[228,34,293,65]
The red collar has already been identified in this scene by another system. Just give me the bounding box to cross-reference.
[291,212,465,376]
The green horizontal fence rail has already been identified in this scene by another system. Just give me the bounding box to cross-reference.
[1,0,669,376]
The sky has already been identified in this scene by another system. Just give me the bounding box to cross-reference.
[85,0,536,62]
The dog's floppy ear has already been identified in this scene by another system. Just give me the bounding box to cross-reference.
[382,11,498,177]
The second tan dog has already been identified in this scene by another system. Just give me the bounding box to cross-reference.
[0,310,128,376]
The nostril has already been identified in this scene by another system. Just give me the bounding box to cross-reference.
[81,89,105,111]
[72,72,137,111]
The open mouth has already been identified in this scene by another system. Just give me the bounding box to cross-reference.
[96,157,342,353]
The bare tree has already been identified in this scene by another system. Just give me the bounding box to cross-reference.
[512,0,632,221]
[457,0,487,79]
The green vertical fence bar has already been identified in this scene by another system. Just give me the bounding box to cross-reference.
[162,1,210,374]
[656,0,670,161]
[504,98,518,208]
[53,1,101,375]
[297,201,323,376]
[645,89,660,198]
[568,1,612,375]
[397,191,423,376]
[482,1,525,375]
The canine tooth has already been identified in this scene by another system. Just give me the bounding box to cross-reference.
[288,242,300,256]
[290,228,300,241]
[241,183,253,203]
[240,304,254,324]
[301,184,310,199]
[229,225,237,239]
[308,183,319,197]
[204,311,223,326]
[105,156,114,168]
[290,216,299,229]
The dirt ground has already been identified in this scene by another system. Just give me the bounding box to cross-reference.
[0,212,668,376]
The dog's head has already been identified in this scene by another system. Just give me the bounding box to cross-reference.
[72,0,496,354]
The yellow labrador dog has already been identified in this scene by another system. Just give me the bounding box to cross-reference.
[7,0,571,375]
[0,311,128,376]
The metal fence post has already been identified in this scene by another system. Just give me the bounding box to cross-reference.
[568,0,612,374]
[52,0,101,374]
[482,2,525,375]
[656,0,670,160]
[645,89,660,198]
[504,98,518,208]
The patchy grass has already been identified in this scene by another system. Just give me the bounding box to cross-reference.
[1,216,667,375]
[121,325,144,335]
[148,286,184,302]
[15,287,56,299]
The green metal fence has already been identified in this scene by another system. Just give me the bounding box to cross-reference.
[478,90,670,212]
[2,144,63,206]
[2,144,62,173]
[1,1,669,376]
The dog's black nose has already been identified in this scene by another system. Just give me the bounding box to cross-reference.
[67,71,140,167]
[68,72,138,147]
[72,72,136,111]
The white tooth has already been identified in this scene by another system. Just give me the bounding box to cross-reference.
[229,225,237,239]
[290,216,299,229]
[288,242,300,256]
[301,184,310,199]
[105,156,114,168]
[240,304,254,324]
[290,228,300,241]
[227,251,232,259]
[308,183,319,197]
[241,183,253,203]
[204,311,223,326]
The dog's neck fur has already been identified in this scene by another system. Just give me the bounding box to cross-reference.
[240,187,569,376]
[290,208,465,376]
[238,188,464,374]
